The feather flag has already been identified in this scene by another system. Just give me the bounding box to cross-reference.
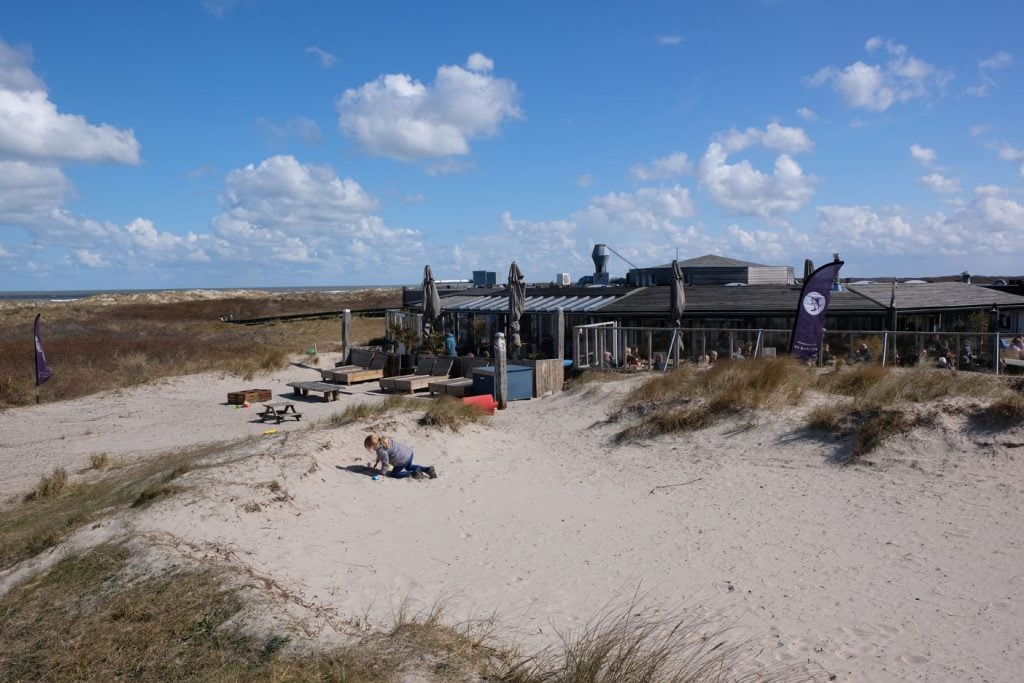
[791,260,844,361]
[34,313,53,388]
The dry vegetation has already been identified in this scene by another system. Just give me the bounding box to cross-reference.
[0,289,399,408]
[612,358,1019,460]
[419,396,491,432]
[0,540,806,682]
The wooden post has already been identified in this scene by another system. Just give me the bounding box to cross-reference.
[341,309,352,362]
[494,332,508,409]
[556,308,565,361]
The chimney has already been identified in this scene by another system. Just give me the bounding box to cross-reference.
[961,270,971,284]
[591,244,610,285]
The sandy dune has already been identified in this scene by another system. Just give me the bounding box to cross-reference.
[2,359,1023,682]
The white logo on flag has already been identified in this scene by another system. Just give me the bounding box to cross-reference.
[802,292,826,316]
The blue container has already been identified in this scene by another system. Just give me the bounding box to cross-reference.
[472,364,533,401]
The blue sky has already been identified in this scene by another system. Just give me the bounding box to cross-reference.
[1,0,1022,289]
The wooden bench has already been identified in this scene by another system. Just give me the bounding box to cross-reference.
[258,402,303,423]
[286,381,343,401]
[390,357,454,394]
[333,352,387,385]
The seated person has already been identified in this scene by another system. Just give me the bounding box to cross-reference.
[625,348,639,369]
[731,346,745,361]
[821,343,835,363]
[959,344,976,368]
[708,350,718,364]
[853,343,873,363]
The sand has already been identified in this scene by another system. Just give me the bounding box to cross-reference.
[2,358,1023,681]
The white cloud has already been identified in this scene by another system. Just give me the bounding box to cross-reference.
[697,124,817,219]
[305,46,337,68]
[255,116,323,146]
[920,172,960,194]
[0,40,140,165]
[807,38,950,111]
[337,54,521,160]
[997,144,1024,161]
[466,53,494,72]
[656,35,683,45]
[817,205,925,254]
[980,51,1013,70]
[715,122,813,154]
[202,0,236,18]
[209,155,421,269]
[403,192,427,205]
[0,160,73,222]
[576,173,593,188]
[909,144,936,166]
[969,123,993,137]
[425,158,476,176]
[796,107,818,121]
[630,152,691,180]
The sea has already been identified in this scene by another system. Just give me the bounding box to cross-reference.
[0,285,402,303]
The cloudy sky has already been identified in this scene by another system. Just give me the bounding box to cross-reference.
[1,1,1022,290]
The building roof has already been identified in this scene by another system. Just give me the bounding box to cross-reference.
[598,285,882,316]
[847,282,1024,313]
[646,254,779,270]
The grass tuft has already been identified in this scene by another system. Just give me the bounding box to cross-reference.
[849,408,913,463]
[322,396,414,427]
[25,467,69,502]
[419,396,490,432]
[976,395,1024,428]
[805,404,843,433]
[89,452,111,470]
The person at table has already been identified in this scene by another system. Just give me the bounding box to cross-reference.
[444,331,457,357]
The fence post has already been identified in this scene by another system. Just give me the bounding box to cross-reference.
[494,332,508,409]
[341,309,351,362]
[556,308,565,361]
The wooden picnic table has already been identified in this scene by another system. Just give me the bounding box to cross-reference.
[258,402,303,423]
[286,380,342,401]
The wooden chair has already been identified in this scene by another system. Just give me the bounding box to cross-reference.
[390,357,454,394]
[332,352,386,385]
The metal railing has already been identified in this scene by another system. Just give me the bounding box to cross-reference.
[572,323,1020,376]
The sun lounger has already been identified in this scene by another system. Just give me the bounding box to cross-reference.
[320,349,375,382]
[390,357,454,394]
[428,377,473,396]
[332,352,387,385]
[428,357,489,396]
[380,357,436,392]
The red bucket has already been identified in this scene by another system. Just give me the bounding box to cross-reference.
[462,394,496,414]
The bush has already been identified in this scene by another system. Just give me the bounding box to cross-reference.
[26,467,69,502]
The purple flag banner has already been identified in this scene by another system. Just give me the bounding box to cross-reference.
[34,313,53,386]
[791,260,843,361]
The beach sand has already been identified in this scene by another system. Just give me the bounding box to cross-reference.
[2,357,1023,681]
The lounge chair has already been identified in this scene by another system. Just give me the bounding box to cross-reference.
[390,357,454,394]
[380,357,437,392]
[320,348,374,382]
[332,351,386,385]
[428,357,489,396]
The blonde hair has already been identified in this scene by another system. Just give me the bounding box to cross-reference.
[364,434,390,451]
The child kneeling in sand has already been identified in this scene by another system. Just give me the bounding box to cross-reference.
[364,434,437,480]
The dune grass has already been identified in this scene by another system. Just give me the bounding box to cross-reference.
[24,466,69,502]
[0,543,802,682]
[0,290,398,408]
[419,396,491,432]
[0,442,244,572]
[321,396,416,427]
[615,358,814,441]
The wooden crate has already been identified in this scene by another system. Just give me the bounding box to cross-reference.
[227,389,272,405]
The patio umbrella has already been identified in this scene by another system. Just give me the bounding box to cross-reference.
[508,261,526,357]
[422,265,442,338]
[669,259,685,327]
[803,259,815,281]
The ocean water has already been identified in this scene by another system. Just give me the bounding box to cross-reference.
[0,285,397,303]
